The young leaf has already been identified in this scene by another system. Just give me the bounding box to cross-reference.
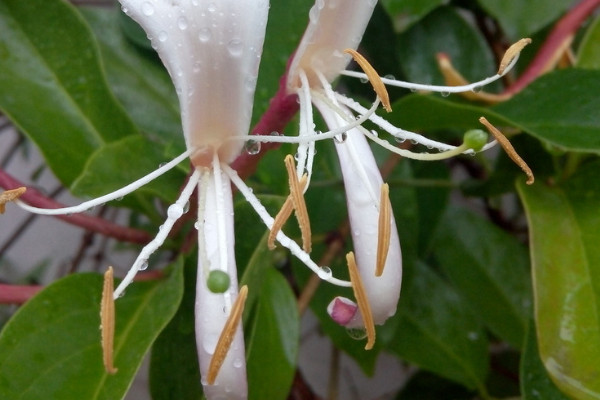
[577,15,600,70]
[0,0,136,185]
[0,260,183,400]
[433,207,532,347]
[517,162,600,400]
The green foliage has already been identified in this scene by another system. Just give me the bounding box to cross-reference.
[1,0,600,399]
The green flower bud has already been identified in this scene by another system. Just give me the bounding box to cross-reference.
[463,129,488,151]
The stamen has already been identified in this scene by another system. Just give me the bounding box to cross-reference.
[268,174,308,250]
[207,285,248,385]
[284,155,312,253]
[436,53,510,104]
[346,252,375,350]
[0,187,26,214]
[479,117,534,185]
[101,267,118,374]
[498,38,532,74]
[344,49,392,112]
[375,184,391,277]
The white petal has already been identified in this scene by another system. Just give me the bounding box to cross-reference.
[195,168,247,399]
[287,0,376,89]
[119,0,269,166]
[315,101,402,325]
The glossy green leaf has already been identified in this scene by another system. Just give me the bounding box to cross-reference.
[150,256,202,400]
[80,7,183,147]
[246,268,299,400]
[521,322,571,400]
[494,69,600,153]
[517,162,600,400]
[577,15,600,70]
[476,0,572,40]
[0,0,136,185]
[70,135,187,206]
[387,261,489,391]
[433,207,532,347]
[397,7,498,89]
[0,260,184,400]
[380,0,448,30]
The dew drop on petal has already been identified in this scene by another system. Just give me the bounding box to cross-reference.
[198,28,212,42]
[233,358,244,368]
[139,259,149,271]
[317,266,332,280]
[244,140,261,155]
[346,327,368,340]
[194,221,201,230]
[158,31,168,42]
[182,201,190,214]
[207,2,217,12]
[177,16,188,30]
[168,204,184,219]
[441,91,450,97]
[141,1,154,16]
[227,39,243,57]
[472,85,482,93]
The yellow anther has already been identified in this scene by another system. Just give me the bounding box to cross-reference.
[376,183,391,277]
[498,38,532,75]
[101,267,118,374]
[269,175,308,250]
[346,252,375,350]
[207,285,248,385]
[284,155,312,253]
[0,187,26,214]
[479,117,534,185]
[344,48,392,113]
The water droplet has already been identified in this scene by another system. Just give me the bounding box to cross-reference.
[359,76,368,84]
[159,162,167,168]
[467,331,479,341]
[207,2,217,12]
[346,327,368,340]
[270,131,281,136]
[394,137,406,144]
[198,28,212,42]
[317,266,332,280]
[177,16,188,30]
[244,140,261,155]
[121,6,129,14]
[194,221,201,230]
[308,5,319,23]
[158,31,168,42]
[141,1,154,16]
[471,85,482,93]
[334,132,347,144]
[410,87,417,93]
[182,201,190,214]
[440,91,450,97]
[227,39,243,56]
[139,259,149,271]
[233,358,244,368]
[244,76,257,91]
[384,74,396,81]
[168,204,184,219]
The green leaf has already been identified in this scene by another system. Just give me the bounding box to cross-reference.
[521,321,571,400]
[70,135,186,207]
[476,0,572,40]
[380,0,448,30]
[387,261,489,391]
[517,162,600,400]
[0,260,184,400]
[494,69,600,153]
[577,15,600,70]
[0,0,136,185]
[246,268,299,400]
[397,6,498,89]
[433,207,532,347]
[80,7,183,146]
[150,256,202,400]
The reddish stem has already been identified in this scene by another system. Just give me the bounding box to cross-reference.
[0,169,151,244]
[505,0,600,95]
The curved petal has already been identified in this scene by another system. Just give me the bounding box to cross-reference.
[195,168,247,399]
[119,0,269,166]
[287,0,376,89]
[315,101,402,325]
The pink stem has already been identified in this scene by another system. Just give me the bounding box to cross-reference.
[0,169,151,244]
[505,0,600,95]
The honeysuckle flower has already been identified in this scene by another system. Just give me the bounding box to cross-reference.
[231,0,531,348]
